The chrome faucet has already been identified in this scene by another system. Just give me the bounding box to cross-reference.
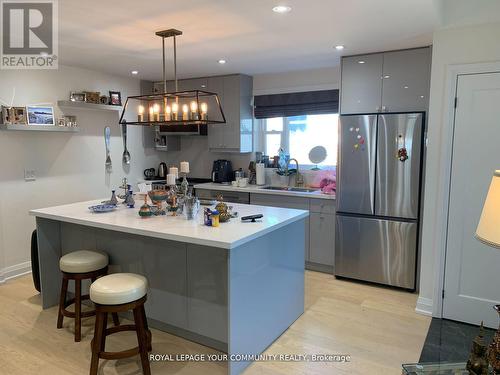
[286,158,304,187]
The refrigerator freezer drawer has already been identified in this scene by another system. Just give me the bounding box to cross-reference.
[335,215,417,289]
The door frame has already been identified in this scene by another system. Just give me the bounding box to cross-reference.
[430,61,500,318]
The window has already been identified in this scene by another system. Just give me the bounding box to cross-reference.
[262,113,339,168]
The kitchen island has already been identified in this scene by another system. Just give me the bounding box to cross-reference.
[30,200,308,375]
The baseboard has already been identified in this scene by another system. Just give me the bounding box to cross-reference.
[415,296,433,316]
[0,261,32,284]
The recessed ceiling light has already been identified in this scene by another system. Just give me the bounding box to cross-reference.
[358,60,365,64]
[272,5,291,13]
[384,75,390,79]
[218,59,226,64]
[201,84,206,88]
[335,45,344,50]
[131,70,139,75]
[403,85,409,89]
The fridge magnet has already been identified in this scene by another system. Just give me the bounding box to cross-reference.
[398,148,408,162]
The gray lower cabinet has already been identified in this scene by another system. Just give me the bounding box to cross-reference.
[309,213,335,269]
[250,193,336,273]
[196,189,250,204]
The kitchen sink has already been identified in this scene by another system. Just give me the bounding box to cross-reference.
[260,186,319,193]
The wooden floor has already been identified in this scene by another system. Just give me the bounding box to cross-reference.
[0,272,430,375]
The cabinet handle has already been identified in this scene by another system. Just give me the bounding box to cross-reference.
[382,106,387,111]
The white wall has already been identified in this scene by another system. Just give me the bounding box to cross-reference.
[0,65,162,282]
[160,66,340,177]
[417,21,500,315]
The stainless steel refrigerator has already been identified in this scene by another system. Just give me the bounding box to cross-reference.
[335,113,424,290]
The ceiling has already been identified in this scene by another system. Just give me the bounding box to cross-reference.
[58,0,438,81]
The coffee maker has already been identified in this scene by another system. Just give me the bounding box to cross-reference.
[211,160,233,184]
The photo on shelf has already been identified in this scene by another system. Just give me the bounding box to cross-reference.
[26,106,55,126]
[70,92,86,102]
[1,106,12,124]
[12,107,27,124]
[109,91,122,106]
[84,91,100,104]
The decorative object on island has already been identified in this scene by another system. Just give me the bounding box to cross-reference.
[109,91,122,106]
[183,195,199,220]
[466,322,489,375]
[70,92,86,102]
[26,105,55,126]
[475,169,500,375]
[117,178,129,200]
[118,29,225,136]
[109,190,118,206]
[215,194,231,223]
[148,189,168,215]
[139,195,153,218]
[84,91,100,104]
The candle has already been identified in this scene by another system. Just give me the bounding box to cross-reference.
[153,103,160,121]
[172,102,178,120]
[138,105,144,122]
[180,161,190,174]
[148,106,154,122]
[190,101,198,120]
[182,104,189,121]
[169,167,179,178]
[166,173,176,186]
[200,102,208,120]
[165,105,171,121]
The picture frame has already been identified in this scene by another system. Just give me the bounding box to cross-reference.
[109,91,122,106]
[99,95,108,105]
[12,107,26,124]
[84,91,100,104]
[1,106,13,124]
[26,106,55,126]
[70,92,86,102]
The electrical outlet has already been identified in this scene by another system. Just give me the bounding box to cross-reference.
[24,169,36,181]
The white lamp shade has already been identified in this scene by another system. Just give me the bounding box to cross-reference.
[476,170,500,249]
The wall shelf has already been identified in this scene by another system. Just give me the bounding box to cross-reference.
[57,100,123,111]
[0,124,79,132]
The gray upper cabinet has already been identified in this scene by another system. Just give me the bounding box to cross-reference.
[207,74,253,153]
[381,48,431,112]
[341,54,383,114]
[340,47,431,114]
[154,74,253,153]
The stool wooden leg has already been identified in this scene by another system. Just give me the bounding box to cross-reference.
[100,312,108,352]
[90,310,105,375]
[57,277,68,329]
[74,279,82,342]
[112,312,120,326]
[133,306,151,375]
[140,305,152,352]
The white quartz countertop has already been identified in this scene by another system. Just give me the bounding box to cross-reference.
[193,183,336,200]
[30,200,309,249]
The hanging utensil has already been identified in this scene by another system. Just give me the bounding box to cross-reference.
[104,126,112,173]
[122,123,131,165]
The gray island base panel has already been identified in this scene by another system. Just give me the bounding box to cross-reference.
[34,204,305,375]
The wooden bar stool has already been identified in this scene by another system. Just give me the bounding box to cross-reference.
[89,273,152,375]
[57,250,119,342]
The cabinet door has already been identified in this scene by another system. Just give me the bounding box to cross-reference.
[207,77,225,149]
[222,75,241,150]
[309,213,335,267]
[341,54,383,114]
[381,47,431,112]
[179,78,208,91]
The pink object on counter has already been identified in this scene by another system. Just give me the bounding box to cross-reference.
[309,169,336,194]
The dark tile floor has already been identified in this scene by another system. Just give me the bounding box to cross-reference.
[419,318,496,363]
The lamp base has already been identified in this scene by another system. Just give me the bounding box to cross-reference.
[489,305,500,375]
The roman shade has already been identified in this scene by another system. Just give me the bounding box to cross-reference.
[254,89,339,119]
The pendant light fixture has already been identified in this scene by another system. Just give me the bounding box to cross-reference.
[119,29,226,135]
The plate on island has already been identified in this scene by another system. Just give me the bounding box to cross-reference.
[88,204,117,213]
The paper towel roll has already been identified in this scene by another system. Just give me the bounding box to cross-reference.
[256,163,265,185]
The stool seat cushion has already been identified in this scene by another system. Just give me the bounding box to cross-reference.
[59,250,108,273]
[90,273,147,305]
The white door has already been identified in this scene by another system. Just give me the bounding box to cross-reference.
[443,71,500,328]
